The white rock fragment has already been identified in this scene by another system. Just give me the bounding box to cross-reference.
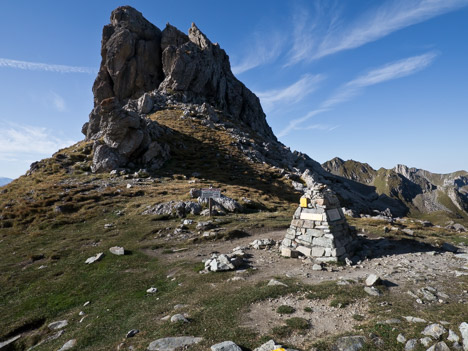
[397,334,407,343]
[170,314,189,323]
[422,323,447,340]
[404,316,427,323]
[109,246,125,255]
[146,287,158,293]
[459,322,468,351]
[48,319,68,330]
[405,339,418,351]
[366,273,381,286]
[448,329,460,343]
[85,253,104,264]
[420,337,432,347]
[58,339,77,351]
[267,279,288,287]
[211,341,242,351]
[426,341,450,351]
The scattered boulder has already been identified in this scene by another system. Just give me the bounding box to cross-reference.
[421,337,433,347]
[253,340,283,351]
[333,335,365,351]
[170,314,189,323]
[48,320,68,330]
[364,286,381,296]
[58,339,77,351]
[250,238,275,250]
[143,201,202,217]
[397,334,406,343]
[312,264,323,271]
[267,279,288,287]
[147,336,203,351]
[427,341,450,351]
[211,341,242,351]
[85,253,104,264]
[204,253,244,272]
[146,287,158,293]
[365,274,381,286]
[404,316,427,323]
[422,323,447,340]
[109,246,125,255]
[405,339,418,351]
[459,322,468,350]
[448,329,460,343]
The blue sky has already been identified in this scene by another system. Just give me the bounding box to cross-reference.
[1,0,467,179]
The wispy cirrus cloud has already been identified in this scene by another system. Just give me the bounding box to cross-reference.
[278,52,438,137]
[49,91,67,112]
[231,31,285,75]
[255,73,325,112]
[0,122,75,160]
[287,0,467,65]
[0,57,96,74]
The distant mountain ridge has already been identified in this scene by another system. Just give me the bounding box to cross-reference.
[0,178,12,186]
[322,157,468,219]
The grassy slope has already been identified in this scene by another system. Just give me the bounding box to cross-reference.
[1,110,467,350]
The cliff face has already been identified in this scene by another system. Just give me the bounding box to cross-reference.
[82,6,275,172]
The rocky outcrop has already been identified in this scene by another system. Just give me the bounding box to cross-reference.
[82,6,275,172]
[159,22,274,139]
[92,6,164,105]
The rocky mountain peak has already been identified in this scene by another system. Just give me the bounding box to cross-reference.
[82,6,276,172]
[188,22,212,49]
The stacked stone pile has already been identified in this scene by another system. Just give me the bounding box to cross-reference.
[281,183,356,262]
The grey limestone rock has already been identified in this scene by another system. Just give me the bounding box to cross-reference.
[147,336,203,351]
[48,320,68,330]
[365,274,381,286]
[143,201,201,217]
[109,246,125,255]
[397,334,407,343]
[267,279,288,287]
[448,329,460,343]
[170,314,189,323]
[85,252,104,264]
[58,339,77,351]
[405,339,418,351]
[459,322,468,351]
[253,340,283,351]
[422,323,447,340]
[426,341,450,351]
[92,6,163,105]
[333,336,365,351]
[364,286,381,296]
[211,341,242,351]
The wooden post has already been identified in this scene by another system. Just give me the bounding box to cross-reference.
[209,198,213,217]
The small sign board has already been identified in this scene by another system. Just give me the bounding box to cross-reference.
[201,188,221,199]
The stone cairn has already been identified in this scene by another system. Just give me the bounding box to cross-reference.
[281,183,356,262]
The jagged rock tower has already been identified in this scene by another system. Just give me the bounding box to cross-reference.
[82,6,276,173]
[281,183,357,262]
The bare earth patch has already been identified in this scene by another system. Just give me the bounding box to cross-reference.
[243,294,369,347]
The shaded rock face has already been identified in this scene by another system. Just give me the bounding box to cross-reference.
[83,5,274,172]
[159,23,274,139]
[92,6,163,104]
